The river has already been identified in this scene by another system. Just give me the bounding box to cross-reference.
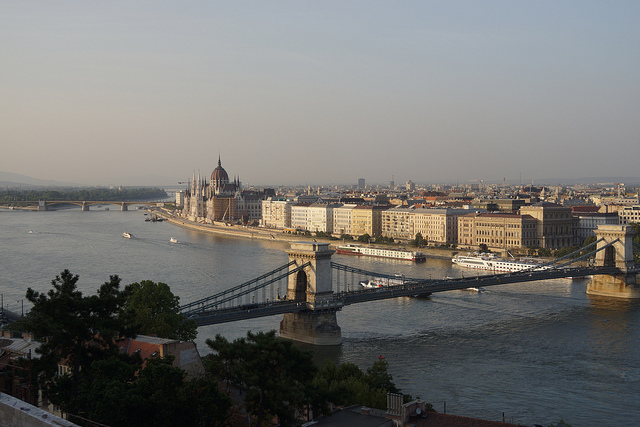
[1,208,639,426]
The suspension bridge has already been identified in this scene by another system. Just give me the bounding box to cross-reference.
[180,225,640,345]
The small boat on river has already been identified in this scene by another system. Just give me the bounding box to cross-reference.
[169,237,178,243]
[123,232,133,239]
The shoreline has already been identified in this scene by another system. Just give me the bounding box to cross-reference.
[154,209,454,260]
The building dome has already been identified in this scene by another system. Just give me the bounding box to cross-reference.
[211,156,229,183]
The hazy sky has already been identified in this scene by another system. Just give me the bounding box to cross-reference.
[2,1,639,187]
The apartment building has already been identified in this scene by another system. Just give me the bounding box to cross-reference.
[381,206,413,241]
[307,203,339,234]
[291,203,312,231]
[333,204,357,236]
[352,205,388,238]
[261,198,294,229]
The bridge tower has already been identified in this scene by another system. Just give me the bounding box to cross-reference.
[588,225,640,298]
[279,242,342,345]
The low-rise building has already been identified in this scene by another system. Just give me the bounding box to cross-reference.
[117,335,205,377]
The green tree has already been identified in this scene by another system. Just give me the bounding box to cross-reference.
[538,247,552,257]
[121,280,197,341]
[69,355,232,427]
[14,270,136,404]
[206,330,326,426]
[358,233,371,243]
[411,232,426,247]
[554,245,579,258]
[365,359,400,394]
[313,359,416,410]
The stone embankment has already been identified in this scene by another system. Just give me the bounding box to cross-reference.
[154,210,455,260]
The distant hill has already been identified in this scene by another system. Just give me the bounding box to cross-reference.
[0,171,181,188]
[0,171,79,188]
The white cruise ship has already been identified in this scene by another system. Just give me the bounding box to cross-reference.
[452,252,551,272]
[336,244,426,262]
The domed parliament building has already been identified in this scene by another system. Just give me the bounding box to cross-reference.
[178,156,263,224]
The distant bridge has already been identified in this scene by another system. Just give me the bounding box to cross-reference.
[181,226,640,345]
[0,200,159,211]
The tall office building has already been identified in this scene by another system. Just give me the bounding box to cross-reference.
[358,178,365,190]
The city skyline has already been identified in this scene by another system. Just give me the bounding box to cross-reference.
[3,2,640,187]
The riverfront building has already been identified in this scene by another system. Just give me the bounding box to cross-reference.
[333,204,357,236]
[381,206,413,241]
[520,203,577,249]
[261,198,294,229]
[291,203,312,231]
[457,212,538,250]
[410,207,470,245]
[352,205,388,238]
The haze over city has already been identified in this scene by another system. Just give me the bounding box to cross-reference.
[2,1,639,187]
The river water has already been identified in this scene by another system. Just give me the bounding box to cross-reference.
[1,208,639,426]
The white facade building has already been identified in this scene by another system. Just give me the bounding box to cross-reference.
[261,198,294,229]
[291,203,311,231]
[307,203,338,234]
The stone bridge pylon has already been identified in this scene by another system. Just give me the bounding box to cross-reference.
[279,242,343,345]
[588,225,640,298]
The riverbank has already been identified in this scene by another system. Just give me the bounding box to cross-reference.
[153,209,455,260]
